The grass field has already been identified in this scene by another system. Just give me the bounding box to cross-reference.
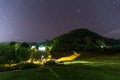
[0,59,120,80]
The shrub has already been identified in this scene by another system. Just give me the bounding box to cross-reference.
[17,63,40,69]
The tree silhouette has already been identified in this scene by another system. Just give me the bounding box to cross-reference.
[20,42,30,48]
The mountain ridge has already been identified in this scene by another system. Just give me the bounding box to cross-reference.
[51,28,120,53]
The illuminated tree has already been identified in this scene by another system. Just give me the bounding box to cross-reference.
[96,39,106,48]
[0,42,31,65]
[30,47,39,62]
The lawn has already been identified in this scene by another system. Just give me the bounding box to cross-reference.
[0,60,120,80]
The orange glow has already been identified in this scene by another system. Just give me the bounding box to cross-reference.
[57,52,80,62]
[26,59,41,64]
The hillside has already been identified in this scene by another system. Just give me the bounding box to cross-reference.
[51,28,120,55]
[55,28,107,41]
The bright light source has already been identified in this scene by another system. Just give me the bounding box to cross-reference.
[38,46,46,51]
[100,45,105,48]
[57,52,80,62]
[31,46,36,49]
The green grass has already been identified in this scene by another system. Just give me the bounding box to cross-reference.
[0,52,120,80]
[0,60,120,80]
[0,66,57,80]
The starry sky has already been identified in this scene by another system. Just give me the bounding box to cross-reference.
[0,0,120,42]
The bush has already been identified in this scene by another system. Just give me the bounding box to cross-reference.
[44,60,57,65]
[0,63,40,72]
[0,64,18,72]
[17,63,40,69]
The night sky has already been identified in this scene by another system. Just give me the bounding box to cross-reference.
[0,0,120,42]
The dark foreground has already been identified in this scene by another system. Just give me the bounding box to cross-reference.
[0,60,120,80]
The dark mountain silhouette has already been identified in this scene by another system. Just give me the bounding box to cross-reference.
[51,28,120,54]
[55,28,107,41]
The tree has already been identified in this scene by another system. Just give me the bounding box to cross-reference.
[84,36,91,52]
[96,39,106,48]
[9,41,19,50]
[30,47,39,62]
[0,43,18,65]
[0,42,32,65]
[20,42,30,48]
[9,41,17,46]
[0,43,9,64]
[16,47,31,62]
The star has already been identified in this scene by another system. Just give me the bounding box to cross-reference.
[77,9,81,13]
[112,0,117,4]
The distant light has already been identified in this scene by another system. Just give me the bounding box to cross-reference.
[77,9,81,13]
[31,46,36,49]
[100,45,104,48]
[38,46,46,51]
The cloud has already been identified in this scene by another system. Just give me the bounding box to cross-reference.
[104,28,120,39]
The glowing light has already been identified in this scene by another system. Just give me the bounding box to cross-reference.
[26,59,41,64]
[100,45,104,48]
[63,61,93,65]
[38,46,46,51]
[31,46,36,49]
[57,52,80,62]
[4,64,17,67]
